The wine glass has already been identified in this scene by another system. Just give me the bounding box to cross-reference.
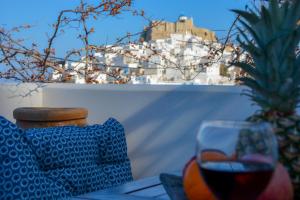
[196,121,278,200]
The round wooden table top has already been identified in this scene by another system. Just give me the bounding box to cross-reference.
[13,107,88,122]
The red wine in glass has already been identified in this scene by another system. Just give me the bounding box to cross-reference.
[199,161,274,200]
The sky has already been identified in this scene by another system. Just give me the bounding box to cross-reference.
[0,0,249,57]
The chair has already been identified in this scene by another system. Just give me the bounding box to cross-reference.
[0,116,133,199]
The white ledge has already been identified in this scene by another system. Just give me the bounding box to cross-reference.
[44,83,247,94]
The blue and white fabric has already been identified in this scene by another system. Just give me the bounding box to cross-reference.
[0,116,70,200]
[25,118,133,196]
[0,116,132,199]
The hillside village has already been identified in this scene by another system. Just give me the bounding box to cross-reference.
[52,15,239,85]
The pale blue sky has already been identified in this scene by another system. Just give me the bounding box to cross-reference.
[0,0,249,57]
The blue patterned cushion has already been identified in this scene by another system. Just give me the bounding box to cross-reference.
[25,118,133,196]
[101,119,130,163]
[0,116,70,200]
[101,119,133,187]
[26,125,103,170]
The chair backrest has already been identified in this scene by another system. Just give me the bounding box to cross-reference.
[0,116,133,198]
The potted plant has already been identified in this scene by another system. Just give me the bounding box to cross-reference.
[232,0,300,197]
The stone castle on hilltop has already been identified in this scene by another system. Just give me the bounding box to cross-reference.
[141,15,217,42]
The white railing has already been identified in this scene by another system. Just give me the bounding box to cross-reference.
[0,83,257,179]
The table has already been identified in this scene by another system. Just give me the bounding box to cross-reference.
[13,107,88,128]
[72,175,172,200]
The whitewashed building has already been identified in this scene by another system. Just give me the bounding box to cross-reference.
[52,17,236,85]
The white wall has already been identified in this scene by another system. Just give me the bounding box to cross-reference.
[0,83,43,121]
[42,83,258,179]
[0,83,259,179]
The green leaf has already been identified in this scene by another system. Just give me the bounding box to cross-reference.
[233,62,261,80]
[237,19,265,49]
[237,36,260,57]
[269,0,281,27]
[284,0,300,28]
[237,77,262,92]
[231,9,260,24]
[260,6,274,33]
[233,0,300,112]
